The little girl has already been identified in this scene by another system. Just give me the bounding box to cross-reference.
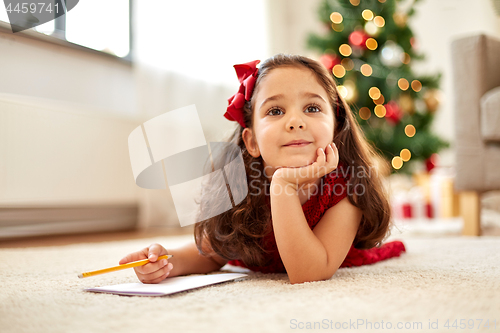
[120,54,405,284]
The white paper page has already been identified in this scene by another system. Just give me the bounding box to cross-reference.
[85,273,247,296]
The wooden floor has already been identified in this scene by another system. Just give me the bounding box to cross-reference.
[0,226,194,248]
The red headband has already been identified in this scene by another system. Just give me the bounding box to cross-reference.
[224,60,260,128]
[224,59,341,127]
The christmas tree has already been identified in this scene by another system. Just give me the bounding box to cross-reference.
[307,0,448,174]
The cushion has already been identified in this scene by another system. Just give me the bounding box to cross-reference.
[481,86,500,142]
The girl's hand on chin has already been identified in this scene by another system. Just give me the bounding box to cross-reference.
[271,142,338,190]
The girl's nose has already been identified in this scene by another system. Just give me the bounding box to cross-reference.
[286,110,306,130]
[287,117,305,130]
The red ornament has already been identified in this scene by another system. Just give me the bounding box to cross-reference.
[320,54,341,71]
[384,101,403,125]
[425,153,439,172]
[349,30,369,48]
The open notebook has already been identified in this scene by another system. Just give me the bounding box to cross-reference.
[84,273,247,296]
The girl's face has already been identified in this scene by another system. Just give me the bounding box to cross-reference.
[242,66,335,177]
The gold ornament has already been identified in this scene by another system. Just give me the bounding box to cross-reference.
[393,13,407,27]
[341,58,354,71]
[344,80,358,103]
[359,107,371,120]
[401,52,411,64]
[423,89,442,112]
[332,23,344,32]
[399,93,415,114]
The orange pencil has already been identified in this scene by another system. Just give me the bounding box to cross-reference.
[78,254,173,278]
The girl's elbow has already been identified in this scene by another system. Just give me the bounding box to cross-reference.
[288,269,338,285]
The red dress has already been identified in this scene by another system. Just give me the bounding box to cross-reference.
[227,166,406,273]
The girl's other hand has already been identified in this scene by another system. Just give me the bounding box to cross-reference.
[119,243,173,284]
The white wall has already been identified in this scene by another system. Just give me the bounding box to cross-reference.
[0,27,145,227]
[0,94,140,206]
[265,0,327,58]
[0,27,137,116]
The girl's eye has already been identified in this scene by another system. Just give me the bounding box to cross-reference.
[267,108,284,116]
[305,104,321,113]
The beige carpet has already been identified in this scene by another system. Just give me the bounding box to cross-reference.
[1,233,499,333]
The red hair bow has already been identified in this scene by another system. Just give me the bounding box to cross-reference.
[224,60,261,128]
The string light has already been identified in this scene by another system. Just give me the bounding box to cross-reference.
[349,31,366,46]
[374,16,385,27]
[330,12,343,24]
[362,9,374,21]
[374,95,385,105]
[350,0,360,5]
[341,58,354,71]
[333,65,346,78]
[337,85,348,98]
[343,80,357,102]
[361,64,373,76]
[398,78,409,91]
[411,80,422,92]
[369,87,381,99]
[365,21,378,36]
[400,149,411,161]
[405,124,416,137]
[374,105,386,117]
[393,13,407,27]
[359,107,371,120]
[332,23,344,32]
[391,156,403,169]
[401,53,411,64]
[366,38,378,50]
[339,44,352,56]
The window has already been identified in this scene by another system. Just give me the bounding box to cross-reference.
[0,0,131,60]
[134,0,269,85]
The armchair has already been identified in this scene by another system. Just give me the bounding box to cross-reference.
[451,34,500,236]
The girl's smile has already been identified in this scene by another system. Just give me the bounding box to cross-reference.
[242,66,335,177]
[283,140,312,147]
